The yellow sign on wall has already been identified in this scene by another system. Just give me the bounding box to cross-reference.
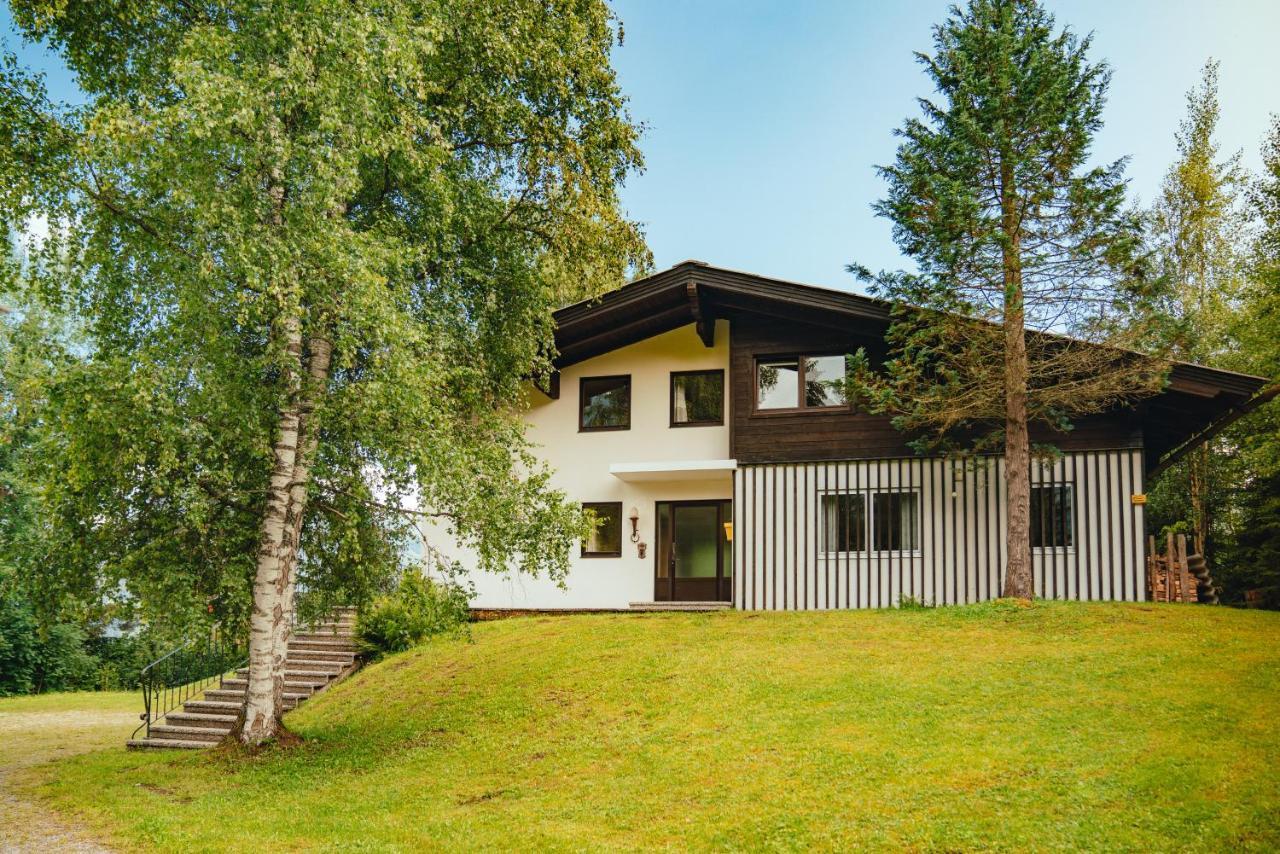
[723,522,733,542]
[1131,494,1147,505]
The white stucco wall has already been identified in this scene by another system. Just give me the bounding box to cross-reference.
[427,321,732,609]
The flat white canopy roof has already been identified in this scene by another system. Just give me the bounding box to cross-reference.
[608,459,737,482]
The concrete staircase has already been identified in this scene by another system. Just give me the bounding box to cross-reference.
[127,607,359,750]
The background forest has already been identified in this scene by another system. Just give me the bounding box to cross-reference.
[1142,65,1280,609]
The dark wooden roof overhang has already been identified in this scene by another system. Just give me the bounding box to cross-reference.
[553,264,700,367]
[552,262,1274,473]
[553,261,893,368]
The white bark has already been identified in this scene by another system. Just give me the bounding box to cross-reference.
[241,313,304,745]
[271,335,333,679]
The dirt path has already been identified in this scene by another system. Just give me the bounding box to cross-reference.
[0,697,137,853]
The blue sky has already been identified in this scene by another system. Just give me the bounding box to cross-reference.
[5,1,1280,291]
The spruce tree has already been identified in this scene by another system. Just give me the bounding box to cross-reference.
[850,0,1163,599]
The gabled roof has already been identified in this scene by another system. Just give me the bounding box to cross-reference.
[553,261,1273,472]
[554,260,892,366]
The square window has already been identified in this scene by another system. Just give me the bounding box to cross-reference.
[581,502,623,557]
[580,375,630,431]
[756,359,800,409]
[1031,485,1074,548]
[872,491,919,552]
[804,356,848,407]
[671,370,724,426]
[821,493,867,553]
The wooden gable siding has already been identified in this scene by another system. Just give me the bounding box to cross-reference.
[729,312,1144,464]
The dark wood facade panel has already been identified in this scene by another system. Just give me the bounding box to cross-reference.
[730,313,898,463]
[730,312,1145,464]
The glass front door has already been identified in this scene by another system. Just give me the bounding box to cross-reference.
[655,500,731,602]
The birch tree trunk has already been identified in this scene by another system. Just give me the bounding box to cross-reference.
[272,334,334,676]
[241,312,305,745]
[240,169,302,746]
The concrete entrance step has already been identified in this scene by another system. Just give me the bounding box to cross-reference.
[629,601,732,612]
[126,738,214,750]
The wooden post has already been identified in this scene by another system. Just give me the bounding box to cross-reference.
[1146,535,1157,602]
[1175,533,1193,604]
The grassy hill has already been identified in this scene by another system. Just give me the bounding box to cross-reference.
[27,602,1280,851]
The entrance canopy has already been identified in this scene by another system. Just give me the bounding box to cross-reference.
[608,459,737,482]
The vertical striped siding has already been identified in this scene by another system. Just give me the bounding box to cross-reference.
[736,450,1145,610]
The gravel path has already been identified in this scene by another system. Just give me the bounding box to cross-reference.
[0,706,136,853]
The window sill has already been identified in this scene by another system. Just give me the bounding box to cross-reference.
[750,406,852,418]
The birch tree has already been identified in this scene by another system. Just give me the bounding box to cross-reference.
[849,0,1165,600]
[1,0,647,744]
[1146,61,1249,564]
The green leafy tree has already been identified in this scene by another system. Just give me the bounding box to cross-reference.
[850,0,1163,599]
[1211,116,1280,601]
[1,1,648,743]
[1144,61,1249,565]
[1238,116,1280,478]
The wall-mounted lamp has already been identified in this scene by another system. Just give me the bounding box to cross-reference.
[628,506,640,543]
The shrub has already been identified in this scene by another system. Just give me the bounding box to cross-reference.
[355,573,470,659]
[0,592,102,695]
[0,593,38,695]
[84,632,155,691]
[35,623,99,692]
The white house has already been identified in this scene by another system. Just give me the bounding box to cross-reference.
[430,262,1268,611]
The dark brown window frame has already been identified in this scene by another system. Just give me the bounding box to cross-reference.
[579,374,631,432]
[1030,482,1076,550]
[581,501,624,558]
[752,353,851,415]
[669,369,726,428]
[819,487,922,555]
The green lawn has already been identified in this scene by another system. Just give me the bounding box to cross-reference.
[24,601,1280,851]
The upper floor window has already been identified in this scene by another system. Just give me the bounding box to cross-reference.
[671,370,724,427]
[1031,484,1074,549]
[756,355,848,411]
[580,375,630,431]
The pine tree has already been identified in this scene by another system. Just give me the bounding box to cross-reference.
[850,0,1163,599]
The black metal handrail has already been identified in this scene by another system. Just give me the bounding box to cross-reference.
[132,622,247,739]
